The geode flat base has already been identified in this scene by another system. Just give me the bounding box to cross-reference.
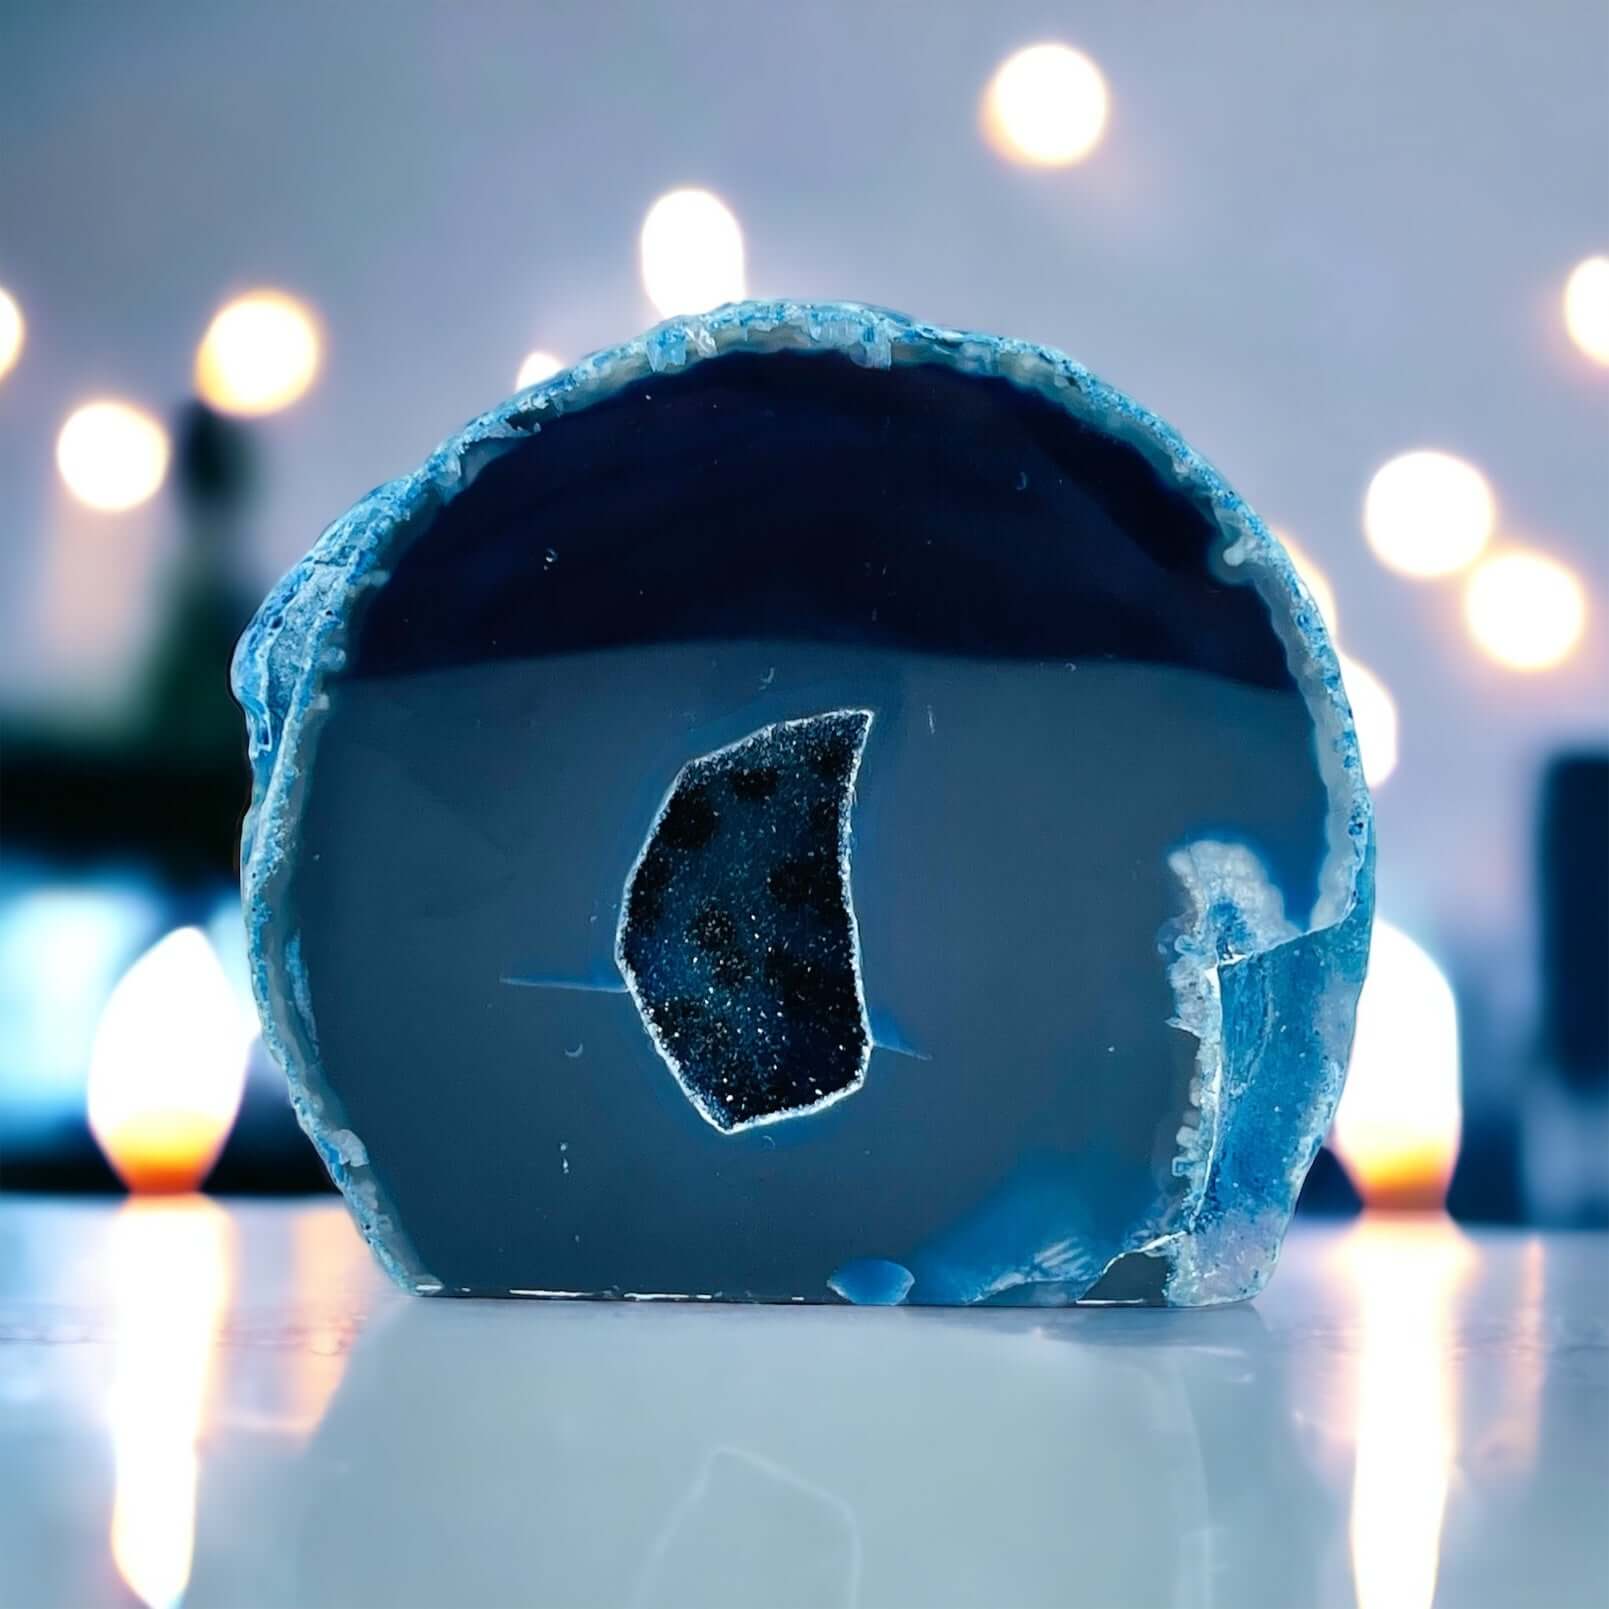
[234,301,1372,1306]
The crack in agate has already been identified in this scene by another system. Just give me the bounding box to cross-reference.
[616,710,874,1133]
[1164,840,1300,1206]
[1092,834,1372,1306]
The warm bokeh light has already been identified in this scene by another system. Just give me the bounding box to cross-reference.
[1331,918,1461,1210]
[1563,255,1609,365]
[639,187,747,319]
[1276,529,1340,636]
[982,43,1109,167]
[515,349,564,390]
[108,1197,231,1609]
[1363,450,1495,579]
[1340,1215,1474,1609]
[1338,654,1399,789]
[194,289,322,416]
[87,927,252,1193]
[287,1206,370,1436]
[55,400,170,513]
[1463,548,1587,672]
[0,284,23,381]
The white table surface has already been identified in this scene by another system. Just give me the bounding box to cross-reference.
[0,1198,1603,1609]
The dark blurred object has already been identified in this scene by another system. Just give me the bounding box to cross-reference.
[0,1122,121,1194]
[138,402,260,769]
[1446,938,1528,1224]
[1294,1143,1362,1217]
[1538,754,1608,1089]
[1,403,255,888]
[1,748,245,888]
[1521,752,1609,1227]
[177,397,258,512]
[1446,1110,1526,1225]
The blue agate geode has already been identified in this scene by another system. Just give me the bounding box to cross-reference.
[233,301,1373,1306]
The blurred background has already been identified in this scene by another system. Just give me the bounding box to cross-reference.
[0,2,1605,1223]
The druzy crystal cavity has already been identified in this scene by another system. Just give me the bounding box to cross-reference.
[618,709,874,1132]
[234,300,1373,1306]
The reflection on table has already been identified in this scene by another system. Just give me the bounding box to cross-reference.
[0,1199,1603,1608]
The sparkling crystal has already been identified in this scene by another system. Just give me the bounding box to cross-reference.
[617,709,874,1134]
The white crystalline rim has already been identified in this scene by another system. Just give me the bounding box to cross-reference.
[233,299,1373,1297]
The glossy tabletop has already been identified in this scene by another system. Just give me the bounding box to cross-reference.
[0,1199,1604,1609]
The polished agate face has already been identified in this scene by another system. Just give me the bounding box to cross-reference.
[236,304,1372,1305]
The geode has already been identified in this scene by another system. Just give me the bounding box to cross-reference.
[234,300,1373,1305]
